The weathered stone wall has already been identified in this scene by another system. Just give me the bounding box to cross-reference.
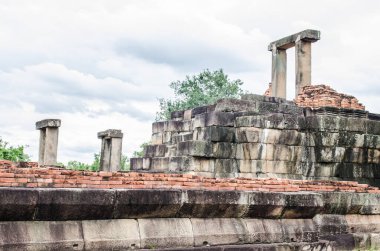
[2,187,380,250]
[130,94,380,186]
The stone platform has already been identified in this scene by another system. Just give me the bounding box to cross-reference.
[1,161,380,250]
[131,95,380,186]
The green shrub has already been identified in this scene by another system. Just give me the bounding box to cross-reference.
[0,137,30,162]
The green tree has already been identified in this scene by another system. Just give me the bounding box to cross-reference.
[132,142,149,157]
[67,153,129,171]
[156,69,244,120]
[0,137,30,162]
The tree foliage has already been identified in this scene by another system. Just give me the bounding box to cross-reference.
[156,69,244,120]
[0,137,30,162]
[67,153,130,171]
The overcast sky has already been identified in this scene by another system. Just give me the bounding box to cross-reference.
[1,0,379,164]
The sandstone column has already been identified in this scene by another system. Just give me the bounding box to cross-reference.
[295,38,312,96]
[36,119,61,166]
[271,47,287,99]
[98,129,123,172]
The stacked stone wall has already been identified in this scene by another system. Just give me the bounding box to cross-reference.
[131,94,380,186]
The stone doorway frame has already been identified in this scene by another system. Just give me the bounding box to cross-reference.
[268,29,320,99]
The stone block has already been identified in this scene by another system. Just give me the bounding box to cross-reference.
[166,120,185,132]
[184,109,192,120]
[305,115,339,132]
[283,114,300,129]
[242,219,267,243]
[171,110,184,120]
[346,215,380,233]
[236,143,265,160]
[169,156,195,172]
[315,146,345,162]
[235,127,261,143]
[313,214,348,238]
[365,134,380,148]
[257,101,279,114]
[279,103,304,115]
[152,121,165,133]
[246,192,286,218]
[313,163,339,177]
[191,218,247,246]
[138,218,193,249]
[212,142,236,158]
[177,141,212,157]
[35,119,61,129]
[144,144,167,157]
[172,132,193,144]
[261,160,295,174]
[178,190,248,218]
[191,104,216,117]
[282,192,323,218]
[36,189,116,220]
[193,112,235,128]
[281,219,318,243]
[193,158,215,173]
[0,221,83,250]
[151,133,163,144]
[0,188,39,221]
[130,157,142,170]
[215,159,238,175]
[150,157,169,171]
[195,126,235,142]
[238,160,264,173]
[261,219,284,243]
[114,189,182,218]
[82,219,140,250]
[214,98,256,112]
[342,117,366,132]
[360,193,380,215]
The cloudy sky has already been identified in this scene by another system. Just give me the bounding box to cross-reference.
[1,0,379,164]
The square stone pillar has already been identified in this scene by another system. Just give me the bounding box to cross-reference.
[35,119,61,166]
[98,129,123,172]
[295,39,312,96]
[271,47,287,98]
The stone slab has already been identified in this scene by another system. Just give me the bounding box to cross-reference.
[0,188,39,221]
[82,219,140,250]
[35,119,61,129]
[138,218,193,249]
[191,218,247,246]
[35,188,116,220]
[114,189,182,218]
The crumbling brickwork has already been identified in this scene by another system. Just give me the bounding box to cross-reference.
[295,84,365,110]
[1,160,378,192]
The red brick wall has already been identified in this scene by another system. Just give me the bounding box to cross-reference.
[295,84,365,110]
[0,160,378,193]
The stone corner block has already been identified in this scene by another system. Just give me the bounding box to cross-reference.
[35,119,61,129]
[97,129,123,139]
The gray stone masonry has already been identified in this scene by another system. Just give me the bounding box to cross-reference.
[35,119,61,166]
[98,129,123,172]
[2,188,380,250]
[268,29,320,99]
[130,95,380,185]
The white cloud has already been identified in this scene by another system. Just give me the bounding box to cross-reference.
[0,0,379,163]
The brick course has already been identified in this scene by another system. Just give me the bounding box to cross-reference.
[1,160,378,193]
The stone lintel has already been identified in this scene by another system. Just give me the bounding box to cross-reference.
[35,119,61,130]
[268,29,320,51]
[98,129,123,139]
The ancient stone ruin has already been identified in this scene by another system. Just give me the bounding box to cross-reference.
[1,30,380,250]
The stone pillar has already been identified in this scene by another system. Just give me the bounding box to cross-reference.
[295,39,312,96]
[98,129,123,172]
[36,119,61,166]
[271,47,287,98]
